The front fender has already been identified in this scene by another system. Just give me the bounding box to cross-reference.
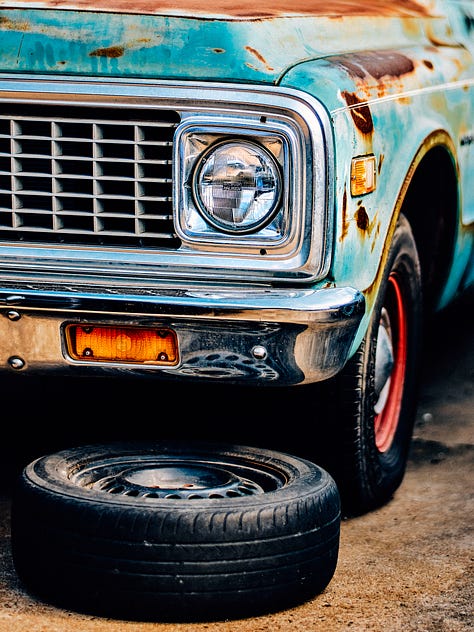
[280,44,473,312]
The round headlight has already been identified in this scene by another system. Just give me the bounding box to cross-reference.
[192,140,282,234]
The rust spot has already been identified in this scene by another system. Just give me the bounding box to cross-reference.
[89,46,124,58]
[341,91,374,135]
[423,59,434,70]
[213,48,225,54]
[355,206,370,231]
[339,185,349,242]
[245,46,274,72]
[331,51,415,80]
[7,0,433,19]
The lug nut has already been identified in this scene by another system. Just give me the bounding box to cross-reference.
[252,345,267,360]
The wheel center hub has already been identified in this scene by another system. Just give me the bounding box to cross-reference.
[123,465,236,490]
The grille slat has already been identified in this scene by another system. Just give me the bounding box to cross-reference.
[0,104,181,249]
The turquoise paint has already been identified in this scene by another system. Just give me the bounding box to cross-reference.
[0,8,462,81]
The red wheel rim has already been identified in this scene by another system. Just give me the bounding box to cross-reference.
[374,273,407,452]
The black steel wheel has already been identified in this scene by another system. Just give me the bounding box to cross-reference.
[11,441,341,622]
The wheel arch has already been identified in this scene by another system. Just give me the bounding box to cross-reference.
[397,130,459,314]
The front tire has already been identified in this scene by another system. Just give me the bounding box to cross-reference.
[319,214,423,516]
[11,441,340,621]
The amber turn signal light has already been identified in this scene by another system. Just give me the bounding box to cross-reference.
[351,155,377,196]
[65,324,178,365]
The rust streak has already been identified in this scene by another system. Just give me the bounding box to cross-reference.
[378,154,384,175]
[341,91,374,135]
[339,185,349,242]
[0,0,434,19]
[245,46,274,71]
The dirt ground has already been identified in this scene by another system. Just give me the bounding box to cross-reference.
[0,288,472,631]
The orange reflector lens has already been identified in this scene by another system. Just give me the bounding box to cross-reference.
[65,325,178,365]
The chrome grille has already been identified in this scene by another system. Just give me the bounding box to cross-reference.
[0,104,181,249]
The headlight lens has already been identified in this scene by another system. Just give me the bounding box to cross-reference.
[192,140,282,234]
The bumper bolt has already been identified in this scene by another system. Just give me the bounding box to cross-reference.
[8,356,25,370]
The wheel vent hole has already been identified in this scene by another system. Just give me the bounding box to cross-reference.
[238,486,255,495]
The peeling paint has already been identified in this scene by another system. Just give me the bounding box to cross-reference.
[331,51,415,80]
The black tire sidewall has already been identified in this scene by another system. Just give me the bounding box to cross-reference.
[319,214,423,516]
[358,214,423,506]
[11,441,341,620]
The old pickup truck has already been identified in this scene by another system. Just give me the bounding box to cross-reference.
[1,0,473,622]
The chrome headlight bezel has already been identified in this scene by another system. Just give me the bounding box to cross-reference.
[175,117,295,252]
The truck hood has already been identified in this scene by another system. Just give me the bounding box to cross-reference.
[0,0,451,83]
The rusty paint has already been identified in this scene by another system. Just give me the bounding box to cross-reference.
[354,203,380,251]
[0,0,435,19]
[423,59,434,70]
[0,15,29,30]
[341,91,374,134]
[331,51,415,80]
[245,46,274,72]
[378,154,384,175]
[355,206,369,231]
[89,45,124,58]
[213,48,225,53]
[339,185,349,242]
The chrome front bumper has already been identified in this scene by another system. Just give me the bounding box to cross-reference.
[0,286,365,385]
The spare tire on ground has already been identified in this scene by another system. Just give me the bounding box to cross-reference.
[10,441,340,622]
